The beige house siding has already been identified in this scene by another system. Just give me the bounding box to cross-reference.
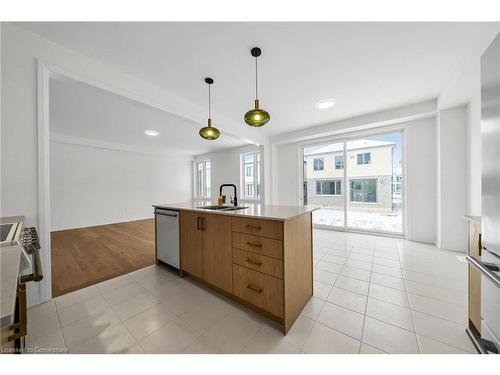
[305,145,394,179]
[304,144,395,212]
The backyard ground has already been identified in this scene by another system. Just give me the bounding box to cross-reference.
[313,207,403,233]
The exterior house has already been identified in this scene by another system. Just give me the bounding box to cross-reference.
[304,140,396,212]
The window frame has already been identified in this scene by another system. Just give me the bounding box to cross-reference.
[313,157,325,171]
[349,178,377,203]
[315,179,342,196]
[335,155,344,170]
[240,151,261,200]
[356,152,371,165]
[194,160,211,199]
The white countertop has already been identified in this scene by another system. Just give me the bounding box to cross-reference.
[153,202,319,222]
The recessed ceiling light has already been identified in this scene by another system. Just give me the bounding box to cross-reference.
[144,130,160,136]
[316,99,336,109]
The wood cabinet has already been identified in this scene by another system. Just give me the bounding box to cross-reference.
[467,218,482,334]
[179,212,232,293]
[232,217,283,240]
[232,248,283,279]
[202,214,232,293]
[178,210,313,334]
[232,232,283,259]
[233,264,283,317]
[179,211,203,279]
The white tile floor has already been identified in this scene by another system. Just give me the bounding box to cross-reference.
[25,229,476,354]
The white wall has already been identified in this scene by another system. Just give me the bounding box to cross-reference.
[436,106,468,251]
[405,117,437,244]
[50,141,192,231]
[274,143,300,206]
[272,117,439,244]
[0,24,216,306]
[194,144,263,203]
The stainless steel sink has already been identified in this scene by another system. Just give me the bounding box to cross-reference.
[221,206,248,211]
[197,205,248,211]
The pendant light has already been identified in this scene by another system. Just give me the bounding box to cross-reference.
[199,77,220,140]
[244,47,270,127]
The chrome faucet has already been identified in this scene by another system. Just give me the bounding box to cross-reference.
[219,184,238,206]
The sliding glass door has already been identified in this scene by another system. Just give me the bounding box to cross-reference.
[303,131,403,235]
[303,141,345,228]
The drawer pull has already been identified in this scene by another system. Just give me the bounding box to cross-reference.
[246,242,262,248]
[246,224,262,230]
[246,258,262,266]
[247,284,263,293]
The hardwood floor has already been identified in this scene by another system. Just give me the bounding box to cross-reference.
[51,219,155,298]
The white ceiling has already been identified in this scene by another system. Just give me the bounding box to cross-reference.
[49,74,245,155]
[21,22,499,140]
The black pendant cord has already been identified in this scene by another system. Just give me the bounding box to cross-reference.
[208,83,211,120]
[255,56,258,100]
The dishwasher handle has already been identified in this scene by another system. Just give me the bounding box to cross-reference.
[155,209,179,218]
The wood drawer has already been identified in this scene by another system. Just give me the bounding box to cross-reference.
[233,264,283,318]
[232,248,283,279]
[232,232,283,260]
[232,217,283,240]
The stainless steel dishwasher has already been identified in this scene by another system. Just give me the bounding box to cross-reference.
[155,208,180,271]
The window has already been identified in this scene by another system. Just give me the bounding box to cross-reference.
[241,151,261,199]
[316,180,341,195]
[313,158,324,171]
[245,165,253,177]
[335,155,344,169]
[195,160,211,198]
[350,179,377,202]
[357,152,371,165]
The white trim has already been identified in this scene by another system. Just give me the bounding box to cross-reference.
[37,61,52,304]
[50,133,189,157]
[193,159,211,199]
[401,125,409,240]
[271,99,436,146]
[240,150,261,201]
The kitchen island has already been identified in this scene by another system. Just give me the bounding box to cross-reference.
[153,202,317,333]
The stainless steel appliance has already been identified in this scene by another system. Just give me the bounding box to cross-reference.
[466,32,500,354]
[155,208,180,270]
[0,221,22,247]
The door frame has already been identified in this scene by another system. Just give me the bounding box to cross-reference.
[38,60,135,304]
[299,124,408,238]
[37,58,208,303]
